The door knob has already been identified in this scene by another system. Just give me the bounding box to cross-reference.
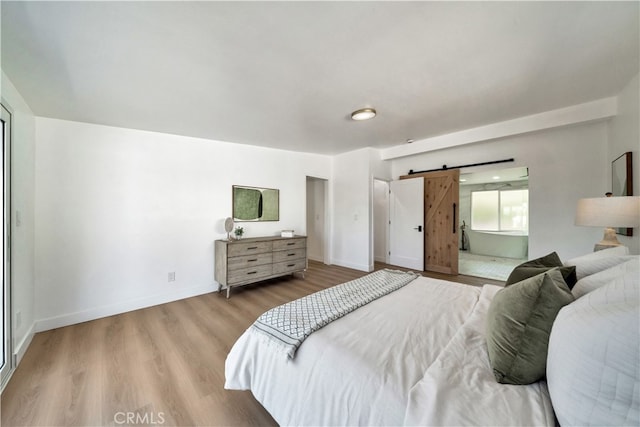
[414,225,423,232]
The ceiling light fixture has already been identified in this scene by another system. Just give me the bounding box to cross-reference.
[351,108,376,121]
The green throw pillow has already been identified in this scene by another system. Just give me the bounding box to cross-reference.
[486,268,574,385]
[506,265,577,289]
[524,252,563,268]
[505,252,577,289]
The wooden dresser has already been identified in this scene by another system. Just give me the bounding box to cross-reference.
[215,235,307,298]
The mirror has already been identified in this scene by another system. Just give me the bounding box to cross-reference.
[612,152,633,236]
[224,217,234,240]
[233,185,279,222]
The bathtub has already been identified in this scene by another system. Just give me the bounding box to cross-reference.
[465,230,528,259]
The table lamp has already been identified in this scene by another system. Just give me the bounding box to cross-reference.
[575,196,640,250]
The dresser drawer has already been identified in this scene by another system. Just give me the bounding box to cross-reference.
[273,248,306,263]
[228,264,273,285]
[273,238,306,251]
[228,241,273,257]
[228,253,273,271]
[273,259,307,275]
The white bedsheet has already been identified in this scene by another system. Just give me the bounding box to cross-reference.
[404,285,556,426]
[225,276,555,426]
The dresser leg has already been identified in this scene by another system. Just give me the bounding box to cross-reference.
[226,286,231,299]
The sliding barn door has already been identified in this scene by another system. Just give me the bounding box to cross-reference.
[402,170,459,274]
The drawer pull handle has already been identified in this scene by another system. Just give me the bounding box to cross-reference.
[247,246,258,250]
[287,253,296,257]
[248,259,258,262]
[247,271,257,275]
[287,242,296,246]
[287,264,296,267]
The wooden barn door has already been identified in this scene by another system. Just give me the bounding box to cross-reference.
[402,169,459,274]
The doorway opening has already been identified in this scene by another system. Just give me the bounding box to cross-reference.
[373,179,389,265]
[1,102,12,389]
[306,176,328,264]
[458,166,529,281]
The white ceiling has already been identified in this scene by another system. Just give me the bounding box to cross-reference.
[2,1,638,155]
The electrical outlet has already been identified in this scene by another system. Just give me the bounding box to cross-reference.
[168,272,176,282]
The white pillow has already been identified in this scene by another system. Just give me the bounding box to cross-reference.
[564,246,631,280]
[547,270,639,426]
[572,257,640,299]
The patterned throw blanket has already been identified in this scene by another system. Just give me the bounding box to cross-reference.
[250,268,419,359]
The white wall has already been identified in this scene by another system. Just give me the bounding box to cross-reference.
[331,147,392,272]
[391,122,609,260]
[34,118,331,330]
[1,72,36,364]
[608,73,640,254]
[331,148,372,271]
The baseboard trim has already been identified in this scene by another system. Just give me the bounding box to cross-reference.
[1,324,35,394]
[330,259,370,272]
[34,284,217,332]
[14,323,35,365]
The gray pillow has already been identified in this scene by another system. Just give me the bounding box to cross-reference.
[486,268,574,385]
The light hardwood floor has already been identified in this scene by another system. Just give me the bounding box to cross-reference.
[1,261,502,426]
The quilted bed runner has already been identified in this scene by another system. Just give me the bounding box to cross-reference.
[250,268,419,359]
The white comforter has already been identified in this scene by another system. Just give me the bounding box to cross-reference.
[225,276,555,426]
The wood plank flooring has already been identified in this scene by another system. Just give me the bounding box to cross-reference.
[1,261,502,426]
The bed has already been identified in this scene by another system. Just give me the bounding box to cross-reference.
[225,248,639,426]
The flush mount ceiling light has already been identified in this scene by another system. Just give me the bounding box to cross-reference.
[351,108,376,121]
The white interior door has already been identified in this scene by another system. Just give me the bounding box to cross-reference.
[389,177,424,270]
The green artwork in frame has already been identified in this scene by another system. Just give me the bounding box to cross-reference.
[233,185,279,222]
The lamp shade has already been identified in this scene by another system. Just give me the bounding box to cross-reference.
[575,196,640,227]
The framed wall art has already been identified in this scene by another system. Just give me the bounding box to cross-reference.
[232,185,279,222]
[612,151,633,236]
